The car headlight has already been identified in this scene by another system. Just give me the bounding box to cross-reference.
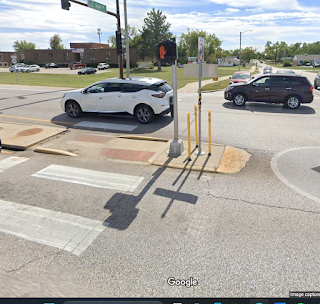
[226,86,235,92]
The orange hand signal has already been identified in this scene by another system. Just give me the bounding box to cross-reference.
[159,45,167,60]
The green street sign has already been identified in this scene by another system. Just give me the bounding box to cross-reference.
[87,0,106,13]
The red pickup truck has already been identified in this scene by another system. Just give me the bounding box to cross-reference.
[69,62,87,70]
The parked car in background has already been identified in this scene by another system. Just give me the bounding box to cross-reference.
[45,63,59,68]
[224,74,313,109]
[20,65,40,72]
[97,63,110,70]
[9,63,25,72]
[314,72,320,89]
[78,67,97,75]
[263,65,273,74]
[229,71,252,84]
[60,77,173,124]
[276,70,296,75]
[0,137,1,153]
[69,62,87,69]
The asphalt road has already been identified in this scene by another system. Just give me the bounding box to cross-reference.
[1,82,320,297]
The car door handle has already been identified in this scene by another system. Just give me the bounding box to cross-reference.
[265,88,270,90]
[286,87,292,90]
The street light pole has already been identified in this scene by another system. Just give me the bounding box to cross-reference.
[97,28,102,44]
[239,30,252,71]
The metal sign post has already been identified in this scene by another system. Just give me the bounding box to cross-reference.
[195,37,205,156]
[11,55,18,84]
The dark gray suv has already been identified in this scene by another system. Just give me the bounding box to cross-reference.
[224,74,313,109]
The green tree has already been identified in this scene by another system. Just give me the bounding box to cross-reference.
[264,41,287,63]
[178,29,222,63]
[49,34,64,50]
[13,40,36,52]
[108,26,139,48]
[241,47,256,63]
[139,8,172,70]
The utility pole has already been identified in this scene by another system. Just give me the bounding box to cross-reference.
[124,0,130,78]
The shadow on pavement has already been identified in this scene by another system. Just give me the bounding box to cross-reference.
[103,158,199,230]
[223,102,316,114]
[50,112,173,135]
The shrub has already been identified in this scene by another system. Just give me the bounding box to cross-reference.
[283,61,292,67]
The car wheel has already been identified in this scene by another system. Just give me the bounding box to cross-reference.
[135,104,154,124]
[285,95,300,109]
[37,68,40,72]
[66,100,82,118]
[233,93,246,106]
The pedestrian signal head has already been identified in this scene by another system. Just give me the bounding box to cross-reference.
[155,40,177,65]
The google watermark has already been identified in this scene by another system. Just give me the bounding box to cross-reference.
[167,277,198,288]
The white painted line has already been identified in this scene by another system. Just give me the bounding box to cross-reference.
[0,199,106,255]
[74,121,137,132]
[32,164,144,192]
[271,147,320,204]
[0,156,29,172]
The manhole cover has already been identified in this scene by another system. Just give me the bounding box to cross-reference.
[17,128,43,136]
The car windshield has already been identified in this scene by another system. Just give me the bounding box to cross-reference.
[232,73,250,79]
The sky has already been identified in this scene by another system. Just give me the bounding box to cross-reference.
[0,0,320,53]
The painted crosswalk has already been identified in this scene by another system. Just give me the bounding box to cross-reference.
[0,199,106,255]
[32,164,144,192]
[0,156,29,172]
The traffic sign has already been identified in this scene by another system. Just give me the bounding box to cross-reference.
[198,37,205,63]
[12,59,17,64]
[87,0,106,13]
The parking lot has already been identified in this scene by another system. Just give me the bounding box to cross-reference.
[0,66,113,75]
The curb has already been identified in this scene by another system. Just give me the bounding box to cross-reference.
[34,148,77,157]
[117,135,169,142]
[216,146,251,174]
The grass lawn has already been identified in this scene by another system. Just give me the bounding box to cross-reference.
[270,63,320,73]
[0,66,242,90]
[201,79,230,91]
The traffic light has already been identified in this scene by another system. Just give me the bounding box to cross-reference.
[116,31,122,55]
[155,40,177,64]
[61,0,70,10]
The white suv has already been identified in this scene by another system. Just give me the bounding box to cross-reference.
[97,62,110,70]
[20,64,40,72]
[60,77,173,124]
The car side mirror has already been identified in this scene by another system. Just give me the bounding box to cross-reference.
[81,89,87,94]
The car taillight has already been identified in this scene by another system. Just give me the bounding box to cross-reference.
[152,92,166,98]
[310,86,314,92]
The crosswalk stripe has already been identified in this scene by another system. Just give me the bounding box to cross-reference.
[0,199,106,255]
[32,164,144,192]
[0,156,29,172]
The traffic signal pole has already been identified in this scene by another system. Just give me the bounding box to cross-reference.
[116,0,124,79]
[61,0,123,79]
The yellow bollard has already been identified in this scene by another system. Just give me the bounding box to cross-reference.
[208,110,212,156]
[187,113,191,161]
[194,105,198,147]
